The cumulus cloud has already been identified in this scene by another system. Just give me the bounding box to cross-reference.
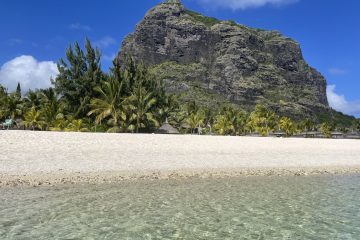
[68,23,92,31]
[94,36,116,49]
[196,0,299,10]
[327,85,360,116]
[0,56,59,93]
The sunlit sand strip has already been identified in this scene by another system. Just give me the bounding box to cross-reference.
[0,131,359,186]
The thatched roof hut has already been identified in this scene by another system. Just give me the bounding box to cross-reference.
[156,119,179,134]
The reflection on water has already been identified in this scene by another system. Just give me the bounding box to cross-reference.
[1,175,360,239]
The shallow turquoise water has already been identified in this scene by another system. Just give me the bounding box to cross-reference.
[1,175,360,239]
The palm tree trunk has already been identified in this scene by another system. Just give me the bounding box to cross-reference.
[136,116,140,133]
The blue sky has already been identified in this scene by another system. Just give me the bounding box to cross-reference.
[0,0,359,117]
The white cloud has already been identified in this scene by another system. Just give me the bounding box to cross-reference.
[196,0,298,10]
[328,68,347,75]
[94,36,116,49]
[327,85,360,116]
[0,56,59,93]
[69,23,92,31]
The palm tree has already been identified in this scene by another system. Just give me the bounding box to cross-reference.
[128,86,159,133]
[0,86,9,120]
[65,119,89,132]
[201,107,215,134]
[23,90,42,110]
[279,117,295,137]
[320,122,333,138]
[185,101,199,116]
[247,104,277,136]
[213,115,233,135]
[220,107,247,135]
[218,106,236,135]
[300,118,315,132]
[234,111,248,135]
[3,92,24,120]
[0,86,22,121]
[23,107,44,130]
[169,109,187,133]
[157,94,180,125]
[38,88,65,130]
[186,111,204,134]
[88,78,128,132]
[49,113,69,132]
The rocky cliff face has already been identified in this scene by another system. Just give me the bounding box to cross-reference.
[117,0,330,119]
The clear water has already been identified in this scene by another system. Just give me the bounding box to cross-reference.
[1,175,360,240]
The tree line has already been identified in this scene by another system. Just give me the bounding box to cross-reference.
[1,40,359,137]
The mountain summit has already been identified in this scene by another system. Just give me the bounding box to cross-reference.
[165,0,182,4]
[117,1,334,120]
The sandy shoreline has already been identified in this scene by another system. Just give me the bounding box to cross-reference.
[1,131,359,186]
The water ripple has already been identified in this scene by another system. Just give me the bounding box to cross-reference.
[1,175,360,239]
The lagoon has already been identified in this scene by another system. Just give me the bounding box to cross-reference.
[1,175,360,239]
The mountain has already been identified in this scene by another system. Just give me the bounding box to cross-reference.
[117,0,353,123]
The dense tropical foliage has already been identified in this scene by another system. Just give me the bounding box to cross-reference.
[0,40,359,138]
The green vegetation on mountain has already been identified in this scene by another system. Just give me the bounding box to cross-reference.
[184,9,221,27]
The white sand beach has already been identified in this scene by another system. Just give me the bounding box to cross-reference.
[0,131,359,186]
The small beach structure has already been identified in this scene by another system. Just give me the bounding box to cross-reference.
[1,119,14,130]
[331,131,344,139]
[302,131,321,138]
[345,132,360,139]
[156,119,179,134]
[271,131,286,138]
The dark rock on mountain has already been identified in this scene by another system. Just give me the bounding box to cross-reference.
[117,0,345,121]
